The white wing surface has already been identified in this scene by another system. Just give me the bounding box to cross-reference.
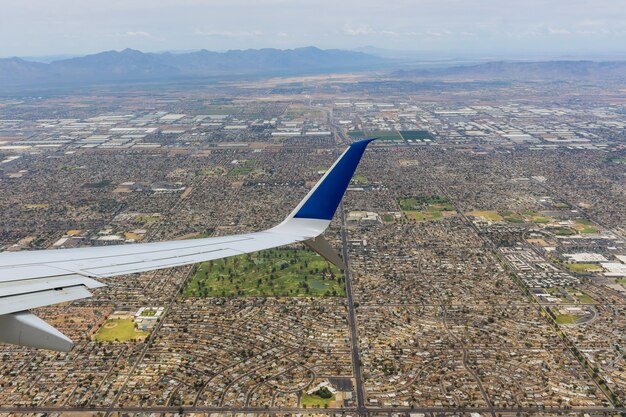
[0,139,376,351]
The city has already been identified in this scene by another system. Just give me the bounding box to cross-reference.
[0,69,624,417]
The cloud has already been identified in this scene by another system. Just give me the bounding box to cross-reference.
[194,29,263,38]
[342,24,374,36]
[126,31,151,37]
[342,24,397,37]
[424,30,454,38]
[547,27,571,35]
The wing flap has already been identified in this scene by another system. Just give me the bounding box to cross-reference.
[0,264,78,283]
[0,285,93,316]
[0,274,104,298]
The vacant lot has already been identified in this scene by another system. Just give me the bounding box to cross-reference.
[468,211,504,221]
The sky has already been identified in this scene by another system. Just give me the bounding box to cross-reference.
[2,0,626,59]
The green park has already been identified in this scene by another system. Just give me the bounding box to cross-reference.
[184,248,345,297]
[93,318,149,342]
[399,195,455,221]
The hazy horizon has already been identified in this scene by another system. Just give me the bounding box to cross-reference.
[2,0,626,59]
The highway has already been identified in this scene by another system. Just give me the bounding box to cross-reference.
[339,202,367,416]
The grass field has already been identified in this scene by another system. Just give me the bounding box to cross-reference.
[349,130,402,141]
[555,314,579,325]
[565,263,602,273]
[352,175,369,185]
[498,210,556,225]
[282,105,325,120]
[227,160,254,176]
[500,210,524,223]
[227,167,253,176]
[93,318,148,342]
[84,179,112,189]
[571,291,598,304]
[571,219,599,234]
[134,214,162,224]
[301,393,335,407]
[404,211,428,221]
[140,309,157,317]
[400,196,454,222]
[399,196,452,211]
[532,216,551,224]
[555,227,577,236]
[184,249,345,297]
[348,131,366,138]
[382,214,396,222]
[404,209,447,221]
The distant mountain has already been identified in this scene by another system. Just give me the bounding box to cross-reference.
[0,47,385,88]
[392,60,626,81]
[0,57,51,84]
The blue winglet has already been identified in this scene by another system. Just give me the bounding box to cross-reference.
[293,138,376,220]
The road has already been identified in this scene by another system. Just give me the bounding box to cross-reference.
[4,405,624,415]
[339,202,367,416]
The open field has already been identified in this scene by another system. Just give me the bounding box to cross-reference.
[400,196,455,221]
[570,291,598,304]
[140,309,157,317]
[93,318,148,342]
[497,210,556,224]
[350,130,402,141]
[203,105,239,115]
[347,131,365,138]
[574,219,600,234]
[468,211,504,221]
[555,227,577,236]
[352,175,369,184]
[399,196,452,211]
[282,104,325,120]
[405,208,451,221]
[184,248,345,297]
[83,179,112,189]
[301,393,335,408]
[565,263,602,273]
[227,167,253,176]
[196,167,225,177]
[555,314,580,325]
[134,214,162,224]
[350,129,435,141]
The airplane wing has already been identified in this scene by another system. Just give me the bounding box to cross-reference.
[0,138,375,351]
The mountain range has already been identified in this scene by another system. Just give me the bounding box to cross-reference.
[0,47,385,88]
[2,48,626,91]
[393,60,626,81]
